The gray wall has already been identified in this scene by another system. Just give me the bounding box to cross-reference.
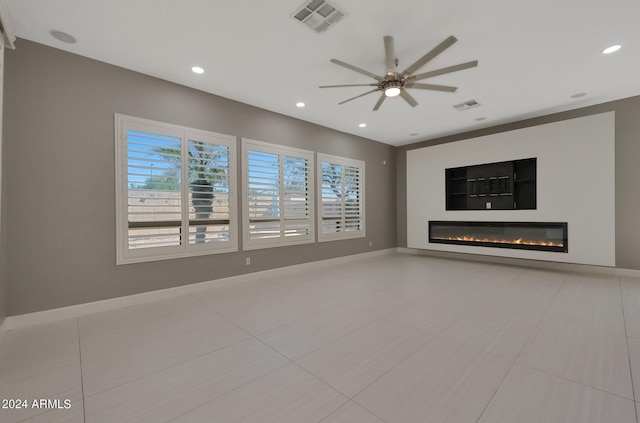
[3,40,396,316]
[0,162,6,327]
[396,95,640,270]
[0,40,6,327]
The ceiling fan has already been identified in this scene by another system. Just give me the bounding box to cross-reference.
[320,35,478,111]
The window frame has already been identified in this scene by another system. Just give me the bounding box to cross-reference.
[317,153,366,242]
[115,114,238,264]
[241,138,315,250]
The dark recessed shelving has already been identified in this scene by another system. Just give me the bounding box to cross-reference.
[445,158,536,210]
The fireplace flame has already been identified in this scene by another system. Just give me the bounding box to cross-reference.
[433,236,563,247]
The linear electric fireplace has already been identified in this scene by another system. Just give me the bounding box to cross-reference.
[429,221,568,253]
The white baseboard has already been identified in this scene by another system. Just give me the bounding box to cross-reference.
[395,247,419,255]
[399,247,640,278]
[4,248,396,331]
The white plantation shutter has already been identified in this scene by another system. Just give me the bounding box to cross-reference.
[115,115,237,264]
[343,164,363,231]
[318,154,365,241]
[126,128,183,250]
[282,155,311,237]
[187,138,231,246]
[242,139,314,249]
[247,150,281,240]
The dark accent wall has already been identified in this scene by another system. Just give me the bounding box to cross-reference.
[396,95,640,270]
[3,40,396,316]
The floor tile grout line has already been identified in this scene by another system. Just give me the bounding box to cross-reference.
[166,309,352,423]
[81,338,257,400]
[0,329,83,359]
[212,300,345,339]
[77,294,203,335]
[347,333,439,414]
[404,275,523,335]
[515,360,636,402]
[78,266,415,407]
[77,310,250,363]
[88,309,292,423]
[619,277,639,423]
[212,304,395,422]
[80,334,254,399]
[160,307,295,422]
[474,359,517,423]
[511,272,570,363]
[509,273,637,403]
[254,302,373,340]
[76,317,87,423]
[317,401,390,423]
[348,331,438,399]
[224,261,630,420]
[475,270,625,423]
[164,359,293,423]
[335,302,437,338]
[341,265,535,337]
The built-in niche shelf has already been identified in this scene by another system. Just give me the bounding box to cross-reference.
[446,158,536,210]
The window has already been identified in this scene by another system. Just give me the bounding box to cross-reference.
[318,153,365,241]
[115,114,237,264]
[242,139,314,249]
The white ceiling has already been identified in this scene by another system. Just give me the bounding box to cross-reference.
[6,0,640,146]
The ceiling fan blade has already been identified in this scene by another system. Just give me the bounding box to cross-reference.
[407,83,457,92]
[384,35,396,74]
[320,83,379,88]
[373,93,387,111]
[400,89,418,107]
[338,89,381,105]
[402,35,457,76]
[330,59,383,81]
[410,60,478,81]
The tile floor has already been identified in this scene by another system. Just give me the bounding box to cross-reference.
[1,253,639,422]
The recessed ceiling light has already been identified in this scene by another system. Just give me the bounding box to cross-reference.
[409,133,419,136]
[191,66,205,74]
[475,117,487,121]
[603,44,621,54]
[359,123,367,128]
[296,102,306,108]
[570,92,587,99]
[50,30,76,44]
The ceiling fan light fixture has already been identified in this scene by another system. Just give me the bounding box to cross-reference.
[384,83,401,97]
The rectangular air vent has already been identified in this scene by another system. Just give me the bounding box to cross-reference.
[292,0,345,33]
[453,99,480,111]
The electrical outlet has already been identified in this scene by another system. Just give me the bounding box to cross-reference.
[369,241,372,247]
[246,257,251,265]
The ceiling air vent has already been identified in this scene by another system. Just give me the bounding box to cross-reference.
[453,99,480,111]
[292,0,345,33]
